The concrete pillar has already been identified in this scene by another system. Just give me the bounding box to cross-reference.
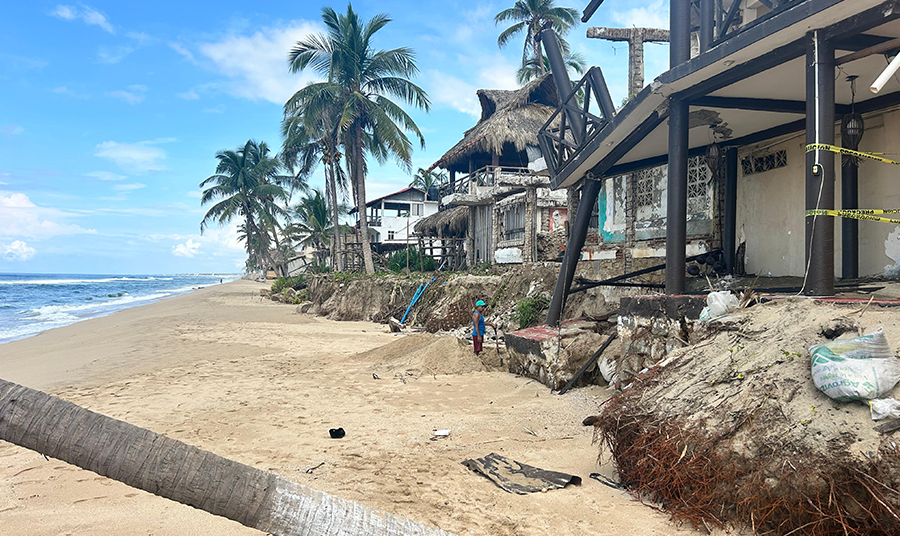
[524,188,538,262]
[587,28,669,99]
[624,174,636,273]
[491,202,501,265]
[804,31,835,296]
[466,207,476,268]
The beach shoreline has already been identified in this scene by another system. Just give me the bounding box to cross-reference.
[0,280,700,536]
[0,273,240,347]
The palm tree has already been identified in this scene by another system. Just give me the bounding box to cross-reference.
[495,0,579,77]
[287,3,430,275]
[282,105,348,271]
[0,378,456,535]
[285,189,346,266]
[516,48,586,85]
[409,167,446,192]
[199,140,296,275]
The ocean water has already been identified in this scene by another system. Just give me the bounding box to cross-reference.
[0,273,240,344]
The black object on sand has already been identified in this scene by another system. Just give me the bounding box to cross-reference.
[329,428,345,439]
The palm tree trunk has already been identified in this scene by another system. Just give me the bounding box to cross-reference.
[535,38,544,75]
[0,378,456,535]
[351,125,376,275]
[270,225,286,278]
[328,159,343,272]
[247,215,276,276]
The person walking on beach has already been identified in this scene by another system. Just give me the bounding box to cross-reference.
[472,300,495,355]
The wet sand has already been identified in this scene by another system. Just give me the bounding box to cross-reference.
[0,280,698,535]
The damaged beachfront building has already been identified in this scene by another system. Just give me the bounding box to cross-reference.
[534,0,900,326]
[415,75,570,268]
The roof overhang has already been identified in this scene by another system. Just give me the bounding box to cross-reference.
[552,0,900,188]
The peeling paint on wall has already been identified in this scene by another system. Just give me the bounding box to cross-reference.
[884,226,900,278]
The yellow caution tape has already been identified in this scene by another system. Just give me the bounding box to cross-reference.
[805,144,900,166]
[806,209,900,224]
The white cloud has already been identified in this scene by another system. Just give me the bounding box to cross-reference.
[426,71,480,117]
[198,21,322,104]
[187,190,203,198]
[0,192,96,239]
[1,125,24,138]
[152,223,244,258]
[2,240,36,261]
[113,182,146,191]
[94,138,174,172]
[86,171,126,181]
[127,31,151,44]
[611,1,669,30]
[1,53,48,70]
[169,43,196,63]
[173,238,201,257]
[426,54,518,118]
[203,105,225,114]
[97,45,133,64]
[108,84,147,104]
[51,5,115,34]
[177,89,200,100]
[52,86,89,99]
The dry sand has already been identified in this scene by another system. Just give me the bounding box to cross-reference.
[0,280,697,535]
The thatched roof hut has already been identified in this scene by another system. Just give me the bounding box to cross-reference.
[430,74,559,174]
[414,205,468,238]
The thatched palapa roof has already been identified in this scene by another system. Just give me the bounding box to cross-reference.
[414,206,468,238]
[430,74,559,173]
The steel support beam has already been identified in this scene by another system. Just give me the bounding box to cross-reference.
[545,178,603,326]
[670,0,692,67]
[723,148,738,274]
[700,0,715,53]
[666,99,690,295]
[539,27,585,145]
[804,31,835,296]
[842,129,860,280]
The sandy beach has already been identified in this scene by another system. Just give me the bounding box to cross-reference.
[0,280,696,535]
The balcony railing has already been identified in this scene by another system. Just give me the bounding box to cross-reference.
[714,0,804,46]
[438,165,532,204]
[537,67,615,180]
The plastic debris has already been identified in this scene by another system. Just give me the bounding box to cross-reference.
[870,398,900,421]
[699,291,739,322]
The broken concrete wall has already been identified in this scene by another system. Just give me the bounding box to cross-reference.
[505,320,611,390]
[615,295,706,382]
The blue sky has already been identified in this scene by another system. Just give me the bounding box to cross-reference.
[0,1,669,274]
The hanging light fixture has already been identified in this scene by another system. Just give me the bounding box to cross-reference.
[841,76,865,164]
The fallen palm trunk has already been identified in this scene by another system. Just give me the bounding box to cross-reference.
[0,378,455,536]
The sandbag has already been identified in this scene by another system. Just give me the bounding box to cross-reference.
[809,328,900,402]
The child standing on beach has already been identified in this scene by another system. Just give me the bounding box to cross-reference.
[472,300,495,355]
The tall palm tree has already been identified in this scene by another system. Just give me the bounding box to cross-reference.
[495,0,579,77]
[287,3,430,275]
[0,378,456,535]
[409,167,446,192]
[199,140,295,275]
[282,106,348,271]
